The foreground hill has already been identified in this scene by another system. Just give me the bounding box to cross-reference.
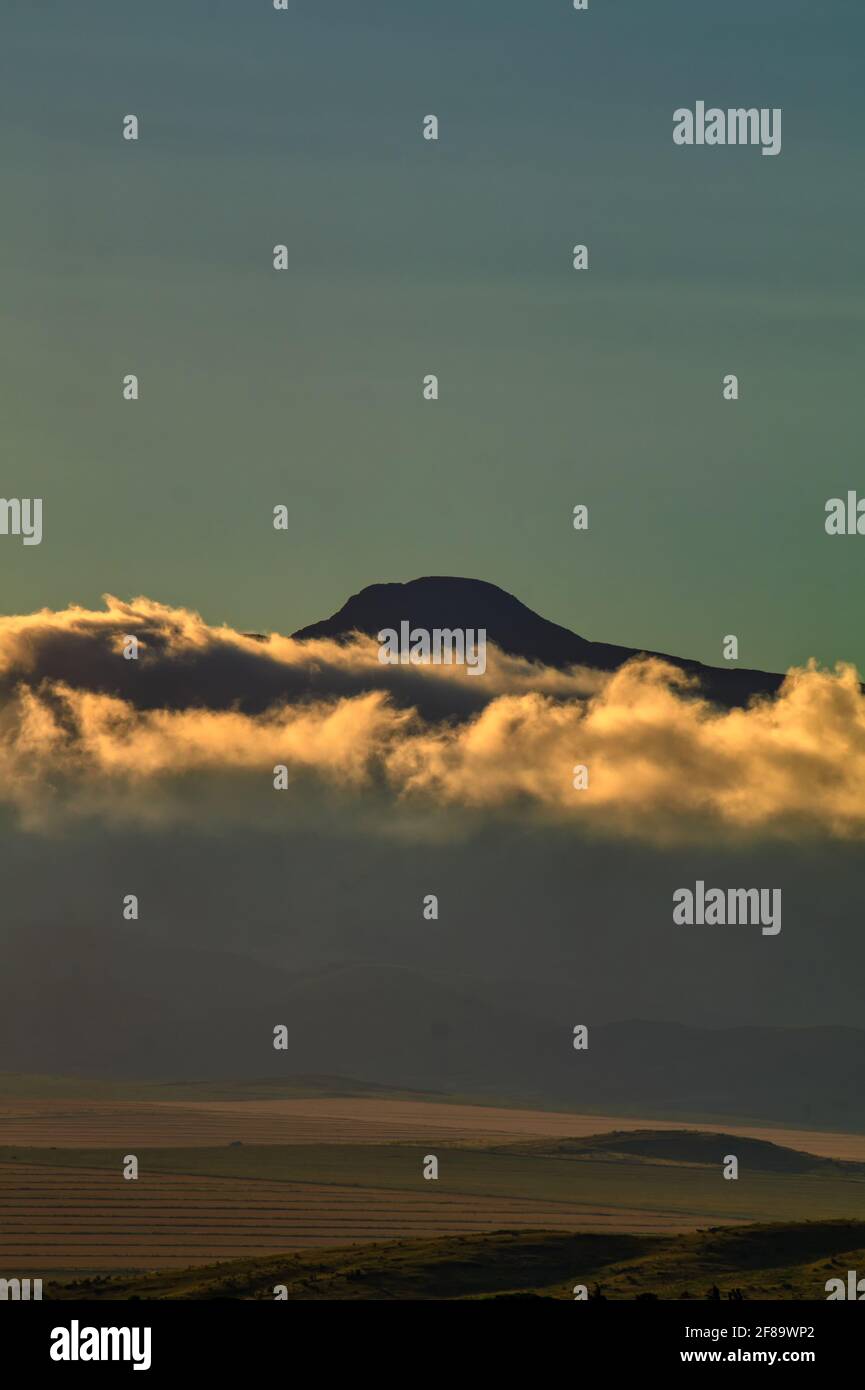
[50,1221,865,1301]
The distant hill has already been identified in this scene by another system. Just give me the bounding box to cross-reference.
[294,576,783,708]
[0,930,564,1094]
[2,924,864,1130]
[50,1220,865,1301]
[494,1129,865,1176]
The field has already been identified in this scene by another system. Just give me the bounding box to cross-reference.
[2,1130,865,1277]
[3,1076,865,1293]
[1,1155,704,1274]
[4,1090,865,1158]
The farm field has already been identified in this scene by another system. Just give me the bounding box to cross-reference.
[0,1158,702,1274]
[4,1078,865,1289]
[3,1131,865,1275]
[4,1093,865,1159]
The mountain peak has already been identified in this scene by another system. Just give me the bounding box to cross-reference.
[294,575,627,667]
[293,575,782,707]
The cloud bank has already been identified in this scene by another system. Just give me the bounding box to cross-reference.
[0,595,863,844]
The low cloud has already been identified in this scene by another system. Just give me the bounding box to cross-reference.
[0,595,863,844]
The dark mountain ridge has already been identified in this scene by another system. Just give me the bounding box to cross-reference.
[294,576,783,708]
[3,923,863,1129]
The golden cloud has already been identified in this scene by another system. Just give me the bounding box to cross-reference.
[0,596,862,844]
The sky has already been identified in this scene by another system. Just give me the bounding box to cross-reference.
[2,3,865,1100]
[2,0,863,677]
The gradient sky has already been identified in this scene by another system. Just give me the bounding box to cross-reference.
[2,0,863,676]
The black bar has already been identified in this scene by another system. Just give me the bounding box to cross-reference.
[2,1299,858,1376]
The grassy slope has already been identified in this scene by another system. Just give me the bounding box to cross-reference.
[48,1222,865,1301]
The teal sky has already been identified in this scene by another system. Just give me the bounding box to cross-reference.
[2,0,862,675]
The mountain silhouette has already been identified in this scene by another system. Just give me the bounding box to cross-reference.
[294,577,782,708]
[3,922,864,1127]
